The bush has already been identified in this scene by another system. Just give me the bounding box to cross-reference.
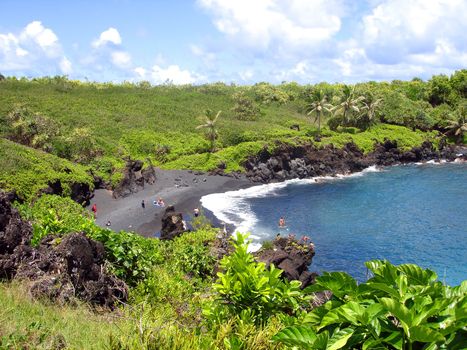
[232,91,261,121]
[204,233,310,326]
[19,195,162,285]
[274,260,467,350]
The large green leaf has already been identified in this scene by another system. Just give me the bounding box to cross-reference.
[397,264,438,285]
[305,272,358,299]
[327,327,355,350]
[272,326,317,349]
[380,297,413,327]
[383,331,403,350]
[409,325,445,343]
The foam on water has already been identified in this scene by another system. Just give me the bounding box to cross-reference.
[201,165,384,250]
[203,162,467,284]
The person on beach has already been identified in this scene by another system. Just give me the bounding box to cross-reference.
[279,216,286,228]
[141,199,145,209]
[91,203,97,219]
[154,198,165,207]
[193,208,200,217]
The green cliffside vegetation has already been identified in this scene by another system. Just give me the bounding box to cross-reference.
[0,71,465,199]
[1,72,466,349]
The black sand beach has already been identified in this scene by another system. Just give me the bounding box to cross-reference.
[87,169,252,237]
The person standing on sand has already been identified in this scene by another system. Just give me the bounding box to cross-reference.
[141,199,145,209]
[279,216,286,228]
[91,203,97,219]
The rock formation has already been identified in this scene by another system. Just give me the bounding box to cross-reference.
[255,235,316,288]
[0,191,128,307]
[160,205,188,240]
[113,159,157,198]
[245,140,461,183]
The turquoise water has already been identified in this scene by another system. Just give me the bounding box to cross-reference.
[203,163,467,285]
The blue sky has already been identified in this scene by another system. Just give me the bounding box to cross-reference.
[0,0,466,84]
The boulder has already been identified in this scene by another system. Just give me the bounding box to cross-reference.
[160,206,187,240]
[256,235,315,288]
[113,159,157,198]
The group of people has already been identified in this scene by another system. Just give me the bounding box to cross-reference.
[91,198,202,230]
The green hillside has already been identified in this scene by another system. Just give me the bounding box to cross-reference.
[0,72,465,200]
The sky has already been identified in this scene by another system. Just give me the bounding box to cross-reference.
[0,0,466,84]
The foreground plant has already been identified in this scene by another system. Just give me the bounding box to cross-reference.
[273,260,466,349]
[204,233,310,326]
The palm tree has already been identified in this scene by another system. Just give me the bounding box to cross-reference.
[446,105,467,144]
[358,94,383,130]
[306,89,333,135]
[196,109,221,152]
[332,85,365,125]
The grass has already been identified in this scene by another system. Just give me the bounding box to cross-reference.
[0,282,126,349]
[0,138,94,202]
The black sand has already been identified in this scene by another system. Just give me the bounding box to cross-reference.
[87,169,252,237]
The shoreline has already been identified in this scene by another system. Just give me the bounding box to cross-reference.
[88,169,252,237]
[88,156,466,238]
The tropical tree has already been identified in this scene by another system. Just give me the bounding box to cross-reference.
[306,89,333,135]
[357,93,383,130]
[196,109,221,152]
[332,85,365,126]
[446,104,467,144]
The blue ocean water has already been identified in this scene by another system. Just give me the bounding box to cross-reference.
[202,163,467,286]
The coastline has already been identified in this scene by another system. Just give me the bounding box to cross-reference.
[88,168,252,237]
[88,154,466,239]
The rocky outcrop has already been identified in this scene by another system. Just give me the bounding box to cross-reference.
[255,235,316,288]
[113,159,157,198]
[245,140,462,183]
[160,206,188,240]
[0,191,128,308]
[38,179,93,206]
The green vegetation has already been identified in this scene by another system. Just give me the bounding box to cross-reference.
[274,260,466,349]
[2,197,467,349]
[0,138,93,202]
[1,73,466,348]
[1,72,466,200]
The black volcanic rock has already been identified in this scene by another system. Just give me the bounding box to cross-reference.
[113,159,157,198]
[0,191,128,307]
[160,206,187,240]
[255,235,316,288]
[245,140,459,183]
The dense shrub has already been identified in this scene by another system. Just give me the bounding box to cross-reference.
[19,195,162,285]
[274,260,467,349]
[204,233,310,326]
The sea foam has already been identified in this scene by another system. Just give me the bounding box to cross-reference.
[200,165,384,250]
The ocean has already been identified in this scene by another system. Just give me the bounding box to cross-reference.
[201,162,467,286]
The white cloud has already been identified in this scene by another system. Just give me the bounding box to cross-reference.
[92,27,122,48]
[198,0,343,52]
[59,57,73,74]
[21,21,59,49]
[361,0,467,65]
[0,21,70,74]
[190,44,216,66]
[239,69,254,81]
[111,51,131,68]
[148,64,205,84]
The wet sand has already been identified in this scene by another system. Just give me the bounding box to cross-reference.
[87,169,252,237]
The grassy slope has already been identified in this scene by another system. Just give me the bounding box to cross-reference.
[0,79,446,198]
[0,283,125,349]
[0,138,93,201]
